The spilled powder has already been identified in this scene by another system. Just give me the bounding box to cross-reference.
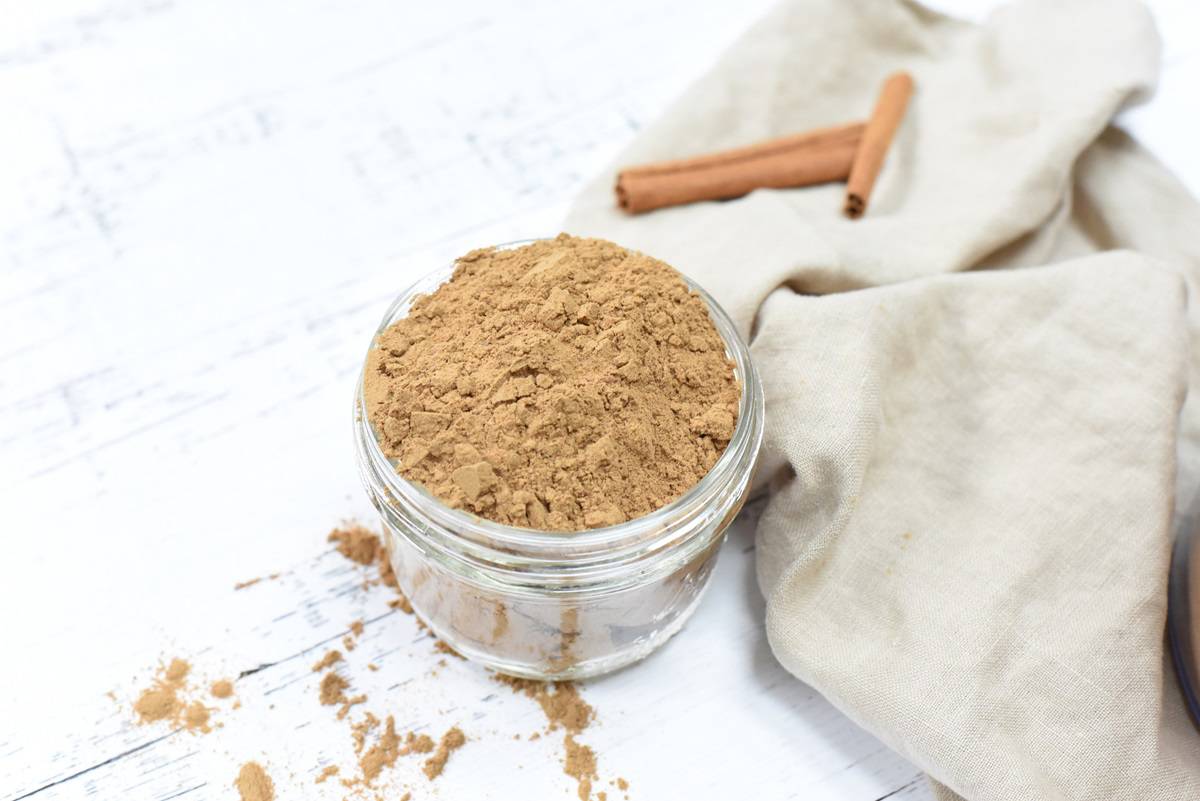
[565,734,598,801]
[422,727,467,779]
[312,650,343,672]
[352,715,439,788]
[319,672,349,706]
[496,675,601,798]
[433,639,465,660]
[363,234,740,531]
[328,524,383,566]
[235,762,275,801]
[233,573,280,591]
[133,658,212,733]
[122,522,622,801]
[496,675,595,733]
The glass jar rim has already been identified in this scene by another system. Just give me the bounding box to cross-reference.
[354,238,764,564]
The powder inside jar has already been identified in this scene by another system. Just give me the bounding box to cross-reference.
[364,234,740,532]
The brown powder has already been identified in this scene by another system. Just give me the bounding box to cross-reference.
[319,672,349,706]
[211,679,234,699]
[498,675,600,798]
[184,701,211,732]
[328,524,382,565]
[315,765,339,784]
[422,727,466,780]
[352,712,381,753]
[133,658,211,731]
[235,762,275,801]
[433,639,465,660]
[405,731,436,754]
[233,572,281,591]
[564,735,598,801]
[329,522,414,611]
[359,716,401,783]
[337,693,367,720]
[349,619,364,636]
[363,234,740,532]
[617,778,629,791]
[497,676,594,733]
[312,650,342,672]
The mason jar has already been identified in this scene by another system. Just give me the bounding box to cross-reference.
[353,242,764,679]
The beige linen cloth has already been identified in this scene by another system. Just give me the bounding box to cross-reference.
[565,0,1200,798]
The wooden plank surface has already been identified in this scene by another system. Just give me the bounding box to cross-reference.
[1,0,1196,799]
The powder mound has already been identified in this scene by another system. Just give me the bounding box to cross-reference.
[235,762,275,801]
[363,234,741,532]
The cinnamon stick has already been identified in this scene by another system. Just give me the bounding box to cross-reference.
[616,122,864,214]
[844,71,914,219]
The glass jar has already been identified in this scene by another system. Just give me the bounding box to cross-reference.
[353,243,764,679]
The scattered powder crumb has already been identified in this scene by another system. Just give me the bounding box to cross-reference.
[165,658,189,683]
[498,675,602,798]
[564,734,598,801]
[343,635,357,651]
[312,650,343,672]
[349,620,364,636]
[367,663,379,672]
[352,712,381,753]
[422,727,467,780]
[315,765,339,784]
[320,672,350,706]
[389,595,414,613]
[328,524,382,565]
[211,680,234,699]
[184,701,212,733]
[234,573,281,591]
[617,778,629,791]
[529,731,541,741]
[599,793,607,801]
[337,693,368,720]
[400,793,412,801]
[133,658,211,732]
[433,639,465,660]
[359,716,401,784]
[235,762,275,801]
[406,731,436,755]
[496,676,594,733]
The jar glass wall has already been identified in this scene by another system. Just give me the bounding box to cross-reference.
[354,244,764,679]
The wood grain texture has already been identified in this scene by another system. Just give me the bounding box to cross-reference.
[1,0,1196,798]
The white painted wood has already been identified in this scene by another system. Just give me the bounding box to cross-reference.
[1,1,1195,799]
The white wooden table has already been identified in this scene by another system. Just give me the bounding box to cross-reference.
[2,1,1196,799]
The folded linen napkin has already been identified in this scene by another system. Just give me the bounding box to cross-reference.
[565,0,1200,798]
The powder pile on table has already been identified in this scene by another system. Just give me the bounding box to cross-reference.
[364,234,740,531]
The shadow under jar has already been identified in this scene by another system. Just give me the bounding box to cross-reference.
[353,243,764,680]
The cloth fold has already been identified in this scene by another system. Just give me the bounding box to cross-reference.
[564,0,1200,798]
